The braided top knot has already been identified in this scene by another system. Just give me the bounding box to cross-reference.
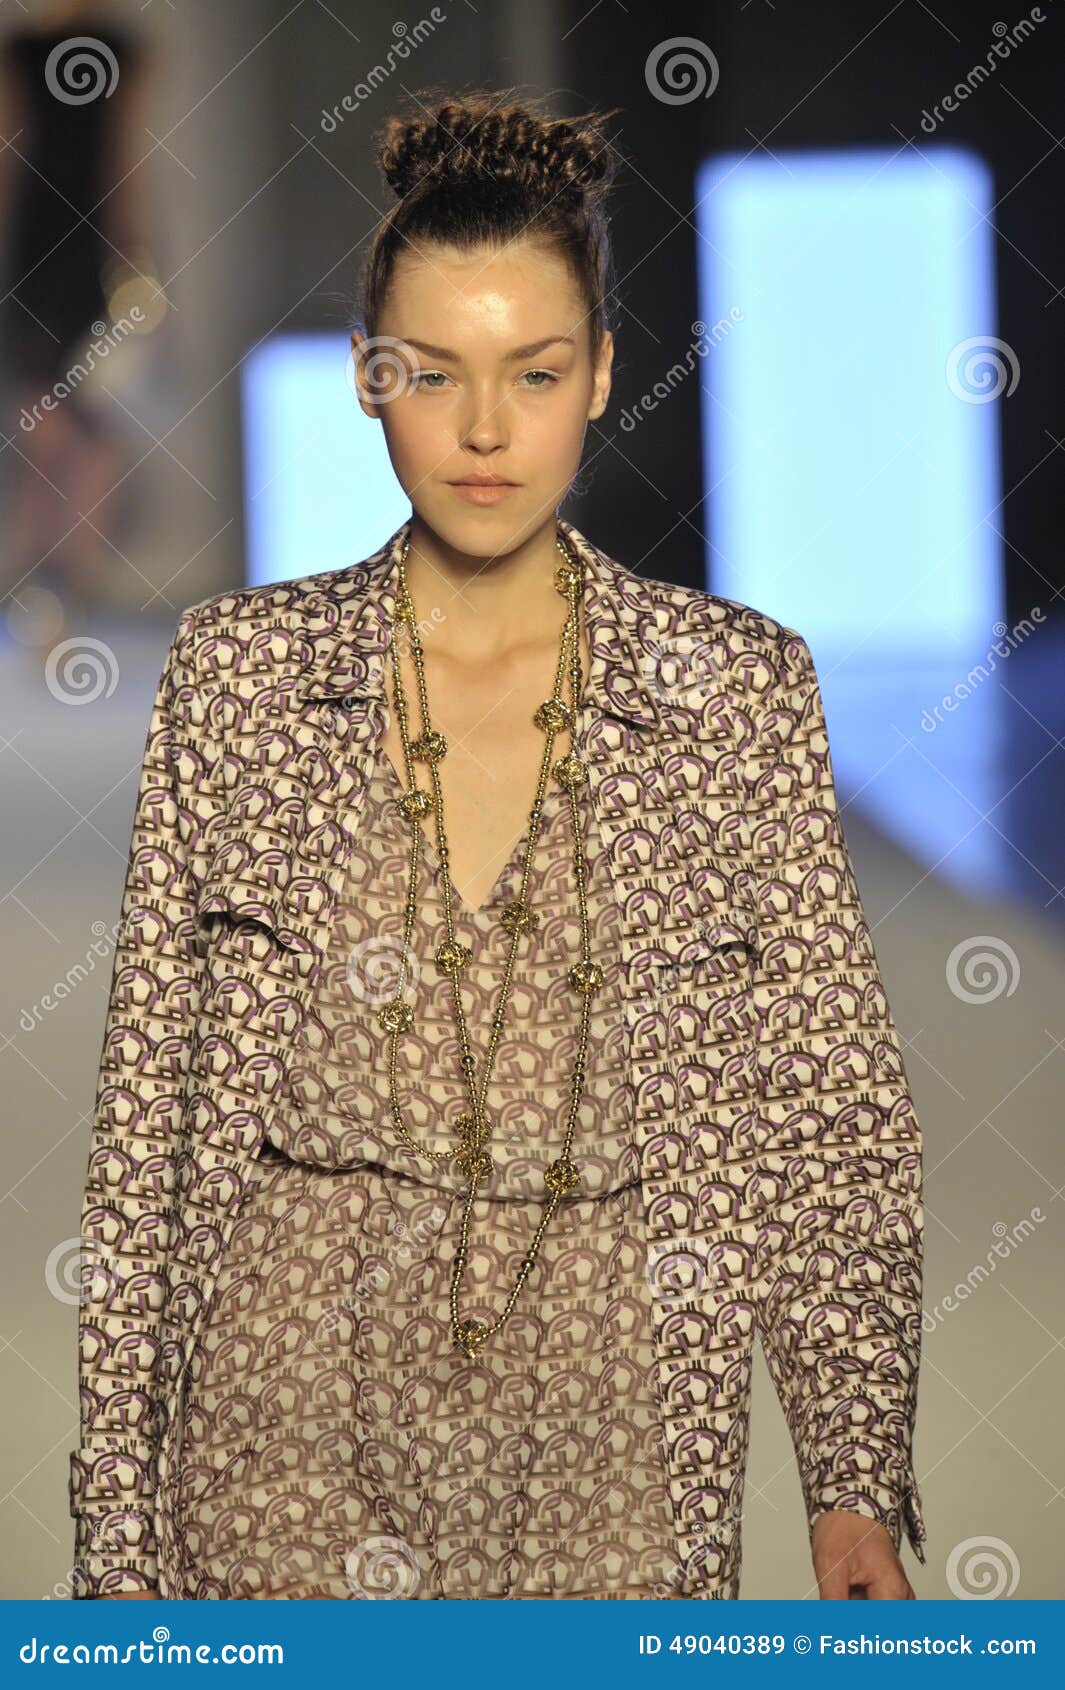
[358,88,621,349]
[376,92,616,204]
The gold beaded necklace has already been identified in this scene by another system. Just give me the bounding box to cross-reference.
[376,526,603,1359]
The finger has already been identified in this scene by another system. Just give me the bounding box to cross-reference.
[864,1567,914,1600]
[816,1556,854,1600]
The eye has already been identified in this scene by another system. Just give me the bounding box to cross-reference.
[520,369,560,388]
[410,369,450,391]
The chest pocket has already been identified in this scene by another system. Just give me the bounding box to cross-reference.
[647,904,754,971]
[191,868,324,1020]
[192,829,334,955]
[628,892,754,983]
[191,864,316,1054]
[625,890,755,1063]
[194,870,295,952]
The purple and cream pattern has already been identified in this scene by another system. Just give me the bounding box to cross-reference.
[69,515,928,1598]
[170,744,680,1601]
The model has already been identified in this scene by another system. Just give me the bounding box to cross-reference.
[70,91,928,1601]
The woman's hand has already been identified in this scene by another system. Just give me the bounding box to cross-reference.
[811,1510,916,1599]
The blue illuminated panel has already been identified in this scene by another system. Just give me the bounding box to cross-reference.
[695,146,1008,895]
[696,145,1002,654]
[241,333,409,587]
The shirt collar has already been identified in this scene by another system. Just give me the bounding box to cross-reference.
[298,515,663,731]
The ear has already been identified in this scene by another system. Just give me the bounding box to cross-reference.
[587,329,614,422]
[350,329,383,419]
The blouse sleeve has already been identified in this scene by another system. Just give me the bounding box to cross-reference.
[68,605,217,1596]
[739,626,928,1565]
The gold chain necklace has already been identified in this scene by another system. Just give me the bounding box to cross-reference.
[376,527,602,1359]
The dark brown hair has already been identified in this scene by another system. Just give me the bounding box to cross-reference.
[356,89,622,354]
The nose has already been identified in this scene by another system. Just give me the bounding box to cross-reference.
[458,379,510,453]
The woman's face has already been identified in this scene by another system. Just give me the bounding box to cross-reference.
[351,239,613,557]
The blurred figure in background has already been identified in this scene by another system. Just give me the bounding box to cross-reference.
[0,0,154,643]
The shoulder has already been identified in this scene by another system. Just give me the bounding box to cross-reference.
[594,540,815,708]
[170,554,373,686]
[181,556,360,631]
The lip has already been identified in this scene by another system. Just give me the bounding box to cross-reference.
[447,480,519,505]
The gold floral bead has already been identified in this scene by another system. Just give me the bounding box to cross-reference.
[378,997,414,1034]
[568,960,604,995]
[544,1156,581,1196]
[454,1318,490,1358]
[436,937,471,976]
[534,698,571,733]
[398,787,433,820]
[454,1109,481,1143]
[554,561,581,597]
[500,899,539,936]
[411,729,447,762]
[454,1143,493,1181]
[554,753,587,789]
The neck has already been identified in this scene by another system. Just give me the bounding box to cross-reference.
[401,511,568,662]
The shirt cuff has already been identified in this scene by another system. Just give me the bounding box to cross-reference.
[802,1458,928,1566]
[71,1505,160,1598]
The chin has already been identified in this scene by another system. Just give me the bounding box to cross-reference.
[415,496,555,558]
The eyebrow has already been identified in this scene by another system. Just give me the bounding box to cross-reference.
[402,335,576,361]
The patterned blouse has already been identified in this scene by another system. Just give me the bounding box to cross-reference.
[69,516,928,1598]
[169,723,688,1599]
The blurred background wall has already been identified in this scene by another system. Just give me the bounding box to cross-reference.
[1,0,1062,1601]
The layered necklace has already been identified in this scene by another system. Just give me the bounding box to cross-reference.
[377,526,602,1360]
